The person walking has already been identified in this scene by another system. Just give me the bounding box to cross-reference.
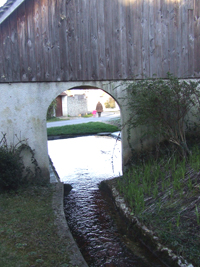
[96,101,103,117]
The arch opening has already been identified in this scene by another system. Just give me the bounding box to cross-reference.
[0,80,130,181]
[46,85,122,182]
[46,86,121,120]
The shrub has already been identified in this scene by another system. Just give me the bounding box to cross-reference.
[0,147,24,191]
[125,73,200,158]
[0,133,43,192]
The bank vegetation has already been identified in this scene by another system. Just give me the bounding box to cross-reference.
[115,74,200,266]
[1,74,200,266]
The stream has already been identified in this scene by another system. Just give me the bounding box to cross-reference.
[48,135,166,267]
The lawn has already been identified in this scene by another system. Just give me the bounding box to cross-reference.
[0,185,71,267]
[0,120,119,267]
[47,122,119,136]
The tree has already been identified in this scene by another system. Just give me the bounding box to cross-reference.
[125,73,200,158]
[104,97,116,108]
[46,99,57,120]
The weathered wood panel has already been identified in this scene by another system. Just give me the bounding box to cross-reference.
[104,0,114,79]
[89,0,98,80]
[194,0,200,77]
[0,24,4,81]
[188,4,194,77]
[119,1,127,78]
[126,0,134,78]
[113,0,120,79]
[97,0,106,80]
[0,0,200,83]
[58,0,67,81]
[41,0,50,81]
[136,0,143,78]
[2,19,12,80]
[10,10,20,81]
[33,0,42,81]
[48,0,59,81]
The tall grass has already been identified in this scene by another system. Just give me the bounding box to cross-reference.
[116,145,200,265]
[117,149,200,216]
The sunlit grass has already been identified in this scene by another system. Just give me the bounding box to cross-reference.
[82,114,93,118]
[47,122,119,136]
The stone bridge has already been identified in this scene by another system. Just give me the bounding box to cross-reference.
[0,0,200,179]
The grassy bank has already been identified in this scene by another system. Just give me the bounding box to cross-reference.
[47,122,119,136]
[116,144,200,266]
[0,120,119,267]
[0,185,70,267]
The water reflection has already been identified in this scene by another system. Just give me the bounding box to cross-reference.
[48,135,122,186]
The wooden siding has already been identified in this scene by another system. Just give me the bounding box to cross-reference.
[0,0,199,83]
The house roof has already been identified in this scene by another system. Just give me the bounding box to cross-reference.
[59,92,67,96]
[0,0,25,24]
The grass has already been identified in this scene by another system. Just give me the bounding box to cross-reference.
[0,119,119,267]
[103,117,121,128]
[0,185,71,267]
[82,114,93,118]
[47,117,69,122]
[116,144,200,266]
[47,122,119,136]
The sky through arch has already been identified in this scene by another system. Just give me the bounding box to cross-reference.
[0,0,6,7]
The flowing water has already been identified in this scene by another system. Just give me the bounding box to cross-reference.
[48,136,166,267]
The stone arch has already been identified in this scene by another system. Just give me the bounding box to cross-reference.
[44,82,124,114]
[0,81,132,181]
[47,84,121,118]
[46,82,125,174]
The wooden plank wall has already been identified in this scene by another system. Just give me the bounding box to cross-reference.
[0,0,199,83]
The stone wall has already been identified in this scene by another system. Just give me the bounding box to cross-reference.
[67,95,88,117]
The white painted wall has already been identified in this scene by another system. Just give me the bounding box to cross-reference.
[62,95,68,116]
[0,81,139,180]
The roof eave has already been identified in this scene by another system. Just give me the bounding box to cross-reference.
[0,0,25,25]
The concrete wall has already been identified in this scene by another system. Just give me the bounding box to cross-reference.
[0,81,136,180]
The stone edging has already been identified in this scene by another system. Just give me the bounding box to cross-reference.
[52,182,88,267]
[101,179,194,267]
[50,158,88,267]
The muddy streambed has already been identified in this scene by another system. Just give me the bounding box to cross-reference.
[48,136,166,267]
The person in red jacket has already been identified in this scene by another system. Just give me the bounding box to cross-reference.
[96,101,103,117]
